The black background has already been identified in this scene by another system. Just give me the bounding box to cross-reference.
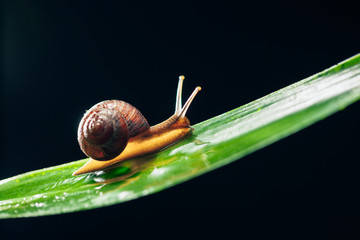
[1,1,360,239]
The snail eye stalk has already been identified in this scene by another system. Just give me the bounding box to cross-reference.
[174,75,201,117]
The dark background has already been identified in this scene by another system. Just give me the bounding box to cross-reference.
[1,1,359,239]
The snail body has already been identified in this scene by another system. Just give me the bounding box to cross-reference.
[73,76,201,175]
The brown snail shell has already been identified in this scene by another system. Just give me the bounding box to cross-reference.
[77,100,149,161]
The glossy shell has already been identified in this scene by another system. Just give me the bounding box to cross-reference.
[77,100,149,161]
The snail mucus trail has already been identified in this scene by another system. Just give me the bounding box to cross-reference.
[74,76,201,175]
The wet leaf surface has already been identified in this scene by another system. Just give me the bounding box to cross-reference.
[1,54,360,218]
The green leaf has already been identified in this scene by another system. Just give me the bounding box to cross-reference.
[1,54,360,219]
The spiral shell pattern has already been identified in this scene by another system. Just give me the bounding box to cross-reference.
[77,100,149,161]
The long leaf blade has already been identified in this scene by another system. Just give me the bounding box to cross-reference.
[1,54,360,218]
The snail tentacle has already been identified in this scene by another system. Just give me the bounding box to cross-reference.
[179,86,202,118]
[175,75,185,114]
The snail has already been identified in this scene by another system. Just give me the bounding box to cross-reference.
[73,76,201,175]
